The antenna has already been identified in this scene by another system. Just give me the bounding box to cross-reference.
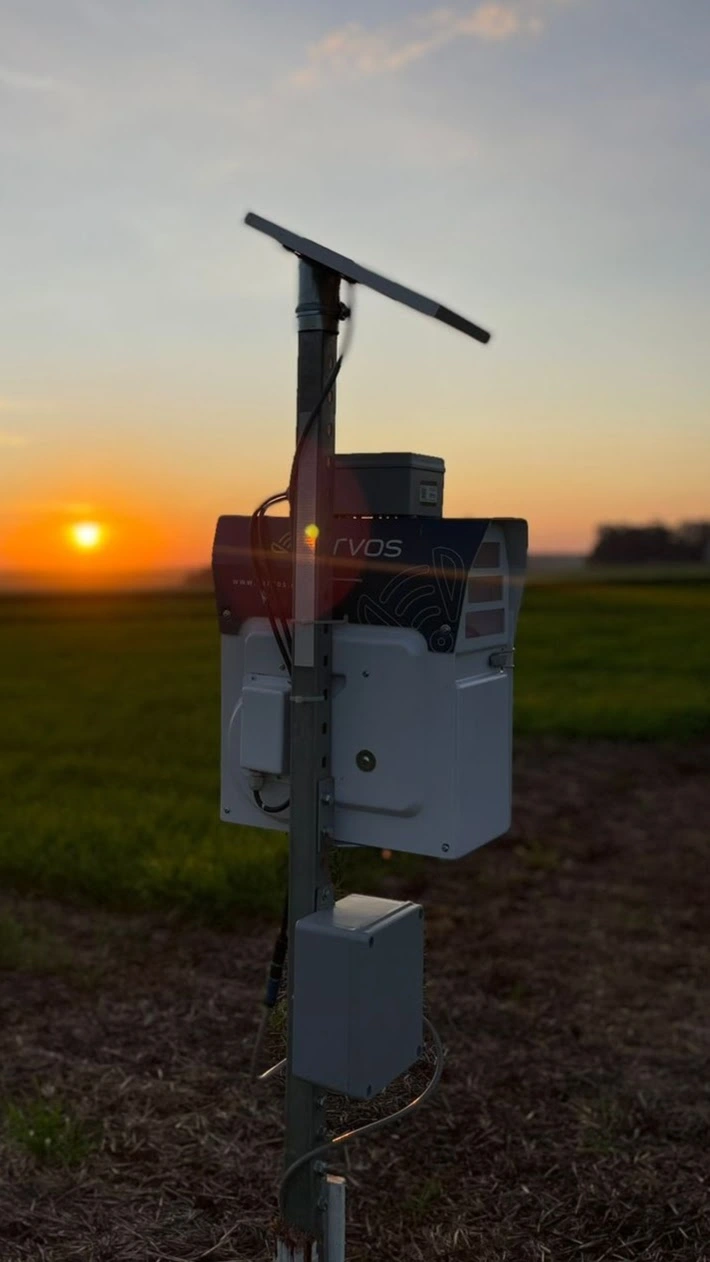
[245,212,492,345]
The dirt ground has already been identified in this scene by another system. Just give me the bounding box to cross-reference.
[1,739,709,1262]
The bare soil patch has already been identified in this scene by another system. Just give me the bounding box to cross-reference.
[1,739,709,1261]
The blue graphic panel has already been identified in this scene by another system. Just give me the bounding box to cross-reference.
[212,516,490,653]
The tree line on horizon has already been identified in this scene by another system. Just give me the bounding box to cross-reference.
[588,521,710,566]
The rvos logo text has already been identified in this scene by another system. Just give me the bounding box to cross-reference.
[333,537,403,559]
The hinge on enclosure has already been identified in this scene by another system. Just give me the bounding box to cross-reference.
[489,649,515,670]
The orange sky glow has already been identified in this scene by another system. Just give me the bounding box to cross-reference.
[1,0,708,588]
[2,500,169,586]
[2,409,708,587]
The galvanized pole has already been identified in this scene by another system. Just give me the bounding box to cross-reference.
[279,259,341,1257]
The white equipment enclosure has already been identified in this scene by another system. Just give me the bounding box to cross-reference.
[213,488,527,860]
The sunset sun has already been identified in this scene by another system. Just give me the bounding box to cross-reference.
[69,521,104,551]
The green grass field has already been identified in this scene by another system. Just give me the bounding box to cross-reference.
[516,579,709,740]
[0,580,707,921]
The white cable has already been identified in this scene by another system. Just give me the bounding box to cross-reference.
[278,1015,444,1216]
[258,1056,287,1083]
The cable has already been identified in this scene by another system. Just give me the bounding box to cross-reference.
[249,492,292,673]
[253,489,293,661]
[278,1015,444,1216]
[258,1056,286,1083]
[250,508,290,669]
[249,897,290,1082]
[248,284,356,678]
[287,285,355,511]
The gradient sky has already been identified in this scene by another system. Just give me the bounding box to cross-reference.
[1,0,708,575]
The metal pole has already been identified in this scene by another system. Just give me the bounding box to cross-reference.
[279,259,341,1252]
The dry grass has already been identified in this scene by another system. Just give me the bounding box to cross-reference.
[1,739,709,1260]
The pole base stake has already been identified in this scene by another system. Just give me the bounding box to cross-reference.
[275,1237,315,1262]
[275,1175,345,1262]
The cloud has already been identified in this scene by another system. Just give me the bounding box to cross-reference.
[0,65,70,95]
[289,3,545,88]
[0,431,29,448]
[457,5,526,39]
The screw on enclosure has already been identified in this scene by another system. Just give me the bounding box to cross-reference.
[356,749,376,772]
[321,791,333,805]
[441,843,450,852]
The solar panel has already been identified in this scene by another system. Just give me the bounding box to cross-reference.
[244,212,491,345]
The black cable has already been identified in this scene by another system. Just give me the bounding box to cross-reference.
[287,285,355,511]
[255,492,293,661]
[249,492,292,673]
[248,285,355,678]
[287,355,342,510]
[249,895,289,1081]
[250,492,290,660]
[268,896,289,1005]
